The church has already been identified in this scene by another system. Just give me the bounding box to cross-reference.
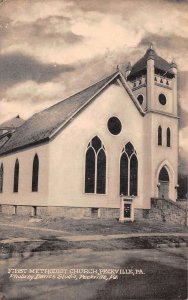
[0,45,179,221]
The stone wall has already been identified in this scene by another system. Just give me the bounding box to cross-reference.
[1,205,14,215]
[100,208,119,219]
[149,198,187,226]
[176,200,187,210]
[0,205,119,219]
[0,201,186,225]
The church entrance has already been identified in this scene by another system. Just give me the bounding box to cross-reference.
[158,167,169,199]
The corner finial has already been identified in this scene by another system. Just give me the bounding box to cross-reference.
[170,58,177,68]
[149,42,153,50]
[117,64,119,70]
[126,61,132,71]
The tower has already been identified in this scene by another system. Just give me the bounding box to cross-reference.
[126,44,179,204]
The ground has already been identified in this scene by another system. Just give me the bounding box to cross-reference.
[0,215,187,300]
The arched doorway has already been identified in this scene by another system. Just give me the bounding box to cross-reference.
[158,167,169,199]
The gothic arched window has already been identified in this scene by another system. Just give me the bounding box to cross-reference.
[167,127,171,147]
[85,136,106,194]
[0,163,3,193]
[120,143,138,196]
[130,154,138,196]
[120,152,128,195]
[32,154,39,192]
[13,159,19,193]
[158,126,162,146]
[159,167,169,182]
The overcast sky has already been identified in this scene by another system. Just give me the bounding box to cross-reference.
[0,0,187,173]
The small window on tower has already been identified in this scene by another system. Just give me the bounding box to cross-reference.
[159,93,166,105]
[137,95,144,105]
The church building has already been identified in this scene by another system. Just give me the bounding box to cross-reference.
[0,45,179,221]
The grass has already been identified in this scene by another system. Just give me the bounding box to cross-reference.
[0,215,187,255]
[0,214,187,235]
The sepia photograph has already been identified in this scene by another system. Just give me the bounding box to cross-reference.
[0,0,187,299]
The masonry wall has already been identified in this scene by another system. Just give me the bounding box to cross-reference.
[0,204,120,219]
[148,198,187,226]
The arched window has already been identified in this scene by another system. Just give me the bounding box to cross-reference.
[158,126,162,146]
[85,136,106,194]
[32,154,39,192]
[130,154,138,196]
[159,167,169,182]
[85,148,95,193]
[120,152,128,195]
[120,142,138,196]
[0,163,3,193]
[13,159,19,193]
[167,127,171,147]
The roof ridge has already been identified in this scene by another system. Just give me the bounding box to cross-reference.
[42,71,118,113]
[0,115,25,128]
[0,71,120,156]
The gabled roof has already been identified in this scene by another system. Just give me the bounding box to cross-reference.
[127,47,174,80]
[0,135,10,149]
[0,71,145,156]
[0,115,25,129]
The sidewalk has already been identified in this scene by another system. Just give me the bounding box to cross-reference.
[0,222,70,235]
[65,232,188,242]
[0,222,187,243]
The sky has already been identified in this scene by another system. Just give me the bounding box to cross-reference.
[0,0,187,173]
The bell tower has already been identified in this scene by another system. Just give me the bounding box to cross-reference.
[126,44,179,203]
[126,43,177,116]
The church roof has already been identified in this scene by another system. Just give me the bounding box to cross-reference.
[0,70,145,156]
[127,47,174,80]
[0,115,25,129]
[0,72,121,155]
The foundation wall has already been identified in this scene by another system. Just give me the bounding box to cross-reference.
[0,200,186,225]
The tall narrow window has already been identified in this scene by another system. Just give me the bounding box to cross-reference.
[85,136,106,194]
[85,148,95,193]
[32,154,39,192]
[13,159,19,193]
[120,152,128,195]
[0,163,3,193]
[158,126,162,146]
[167,127,171,147]
[130,154,138,196]
[120,142,138,196]
[97,149,106,194]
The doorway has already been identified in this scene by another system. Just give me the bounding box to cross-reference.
[158,167,169,199]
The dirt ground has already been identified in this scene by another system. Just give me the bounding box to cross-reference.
[0,216,187,254]
[0,216,187,299]
[0,248,187,300]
